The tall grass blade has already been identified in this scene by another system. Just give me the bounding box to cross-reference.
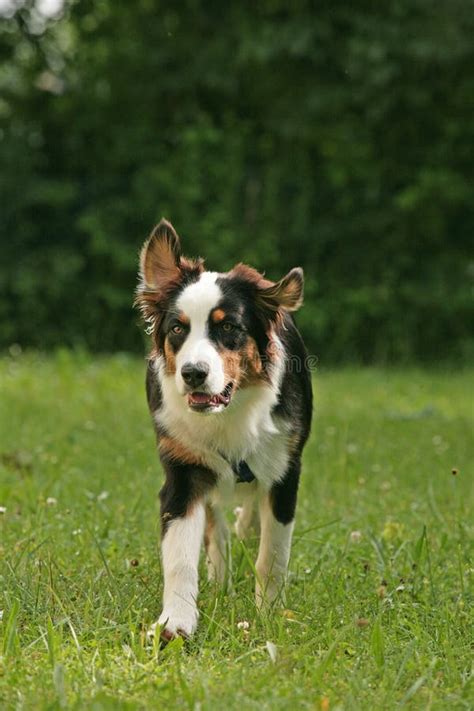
[371,616,385,669]
[3,599,20,658]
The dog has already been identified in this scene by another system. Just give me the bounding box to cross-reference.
[135,219,312,641]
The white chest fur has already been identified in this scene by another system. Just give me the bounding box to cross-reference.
[153,356,290,490]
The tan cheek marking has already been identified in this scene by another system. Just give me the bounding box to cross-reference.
[212,308,226,323]
[221,349,242,388]
[164,337,177,375]
[241,336,269,387]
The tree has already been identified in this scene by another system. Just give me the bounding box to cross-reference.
[1,0,473,361]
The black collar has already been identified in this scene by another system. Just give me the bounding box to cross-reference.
[233,460,256,483]
[218,450,256,483]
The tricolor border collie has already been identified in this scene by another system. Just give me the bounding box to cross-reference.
[135,219,312,641]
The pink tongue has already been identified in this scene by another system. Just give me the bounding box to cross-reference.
[189,392,212,404]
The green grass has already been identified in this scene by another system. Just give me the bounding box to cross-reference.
[0,352,473,710]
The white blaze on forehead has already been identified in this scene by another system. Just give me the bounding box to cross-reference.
[175,272,225,394]
[176,271,222,319]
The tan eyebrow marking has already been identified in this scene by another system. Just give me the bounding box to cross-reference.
[211,308,226,323]
[177,312,190,325]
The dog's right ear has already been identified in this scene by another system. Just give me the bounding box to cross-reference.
[135,219,204,326]
[140,218,181,290]
[135,219,183,324]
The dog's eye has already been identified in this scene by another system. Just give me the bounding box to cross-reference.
[222,322,235,333]
[171,324,183,335]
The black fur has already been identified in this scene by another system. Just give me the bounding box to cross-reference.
[216,276,273,365]
[273,312,313,445]
[216,273,313,466]
[270,457,302,525]
[159,457,217,534]
[146,361,162,414]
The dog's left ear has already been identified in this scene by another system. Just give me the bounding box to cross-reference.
[258,267,304,313]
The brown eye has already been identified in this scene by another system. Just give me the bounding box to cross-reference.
[171,324,183,335]
[222,322,234,333]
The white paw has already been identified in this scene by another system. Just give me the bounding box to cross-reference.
[149,605,198,641]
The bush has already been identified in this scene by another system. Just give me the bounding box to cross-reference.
[1,1,473,362]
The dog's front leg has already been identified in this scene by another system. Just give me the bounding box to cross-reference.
[255,459,300,607]
[151,459,216,641]
[157,500,205,640]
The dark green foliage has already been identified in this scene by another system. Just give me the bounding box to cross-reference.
[1,0,473,362]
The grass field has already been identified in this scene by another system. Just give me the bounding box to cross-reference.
[0,352,472,710]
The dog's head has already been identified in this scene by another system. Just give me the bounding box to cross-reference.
[136,219,304,414]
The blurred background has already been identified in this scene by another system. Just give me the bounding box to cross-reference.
[1,0,472,364]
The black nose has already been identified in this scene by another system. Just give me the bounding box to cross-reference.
[181,362,209,389]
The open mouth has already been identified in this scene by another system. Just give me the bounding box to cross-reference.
[187,383,234,412]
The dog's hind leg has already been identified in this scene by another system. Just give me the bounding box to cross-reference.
[255,458,300,607]
[234,480,259,540]
[205,504,231,587]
